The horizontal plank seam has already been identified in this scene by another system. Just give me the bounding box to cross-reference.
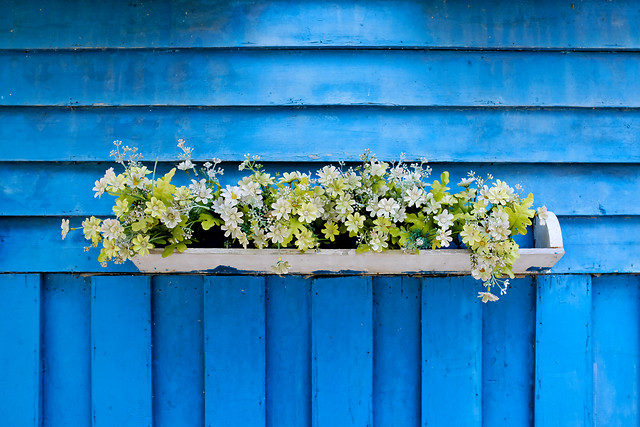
[2,46,640,53]
[3,105,640,111]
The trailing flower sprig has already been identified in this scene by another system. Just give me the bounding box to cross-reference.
[61,140,549,303]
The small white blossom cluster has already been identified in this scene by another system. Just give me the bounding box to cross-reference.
[62,142,545,302]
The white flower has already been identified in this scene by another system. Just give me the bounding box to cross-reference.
[404,186,426,207]
[189,179,213,203]
[537,206,549,226]
[220,185,241,205]
[161,207,182,229]
[423,193,440,215]
[101,219,125,241]
[335,194,355,216]
[458,177,474,187]
[436,228,452,247]
[221,206,243,227]
[369,232,389,252]
[297,201,320,223]
[369,161,387,177]
[271,259,291,275]
[434,209,454,229]
[266,223,290,245]
[343,172,362,190]
[478,291,499,303]
[61,219,70,239]
[317,165,341,185]
[271,198,293,220]
[376,198,400,219]
[471,260,493,281]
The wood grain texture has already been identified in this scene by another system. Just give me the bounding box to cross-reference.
[422,276,482,425]
[3,107,640,163]
[0,274,42,427]
[42,274,91,427]
[3,161,638,216]
[91,276,152,427]
[2,50,640,107]
[591,275,640,427]
[204,276,266,427]
[311,276,373,426]
[535,275,593,427]
[2,0,639,49]
[151,276,205,426]
[482,277,535,426]
[265,276,312,427]
[372,276,421,426]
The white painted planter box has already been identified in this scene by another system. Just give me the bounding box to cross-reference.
[132,212,564,275]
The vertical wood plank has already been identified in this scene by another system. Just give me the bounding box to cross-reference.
[42,274,91,427]
[592,275,640,427]
[265,275,312,427]
[91,276,152,427]
[482,277,536,426]
[0,274,42,426]
[204,276,266,427]
[312,276,373,427]
[152,276,205,426]
[372,276,421,426]
[422,276,482,426]
[535,275,593,427]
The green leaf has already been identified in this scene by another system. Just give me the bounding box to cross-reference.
[162,246,175,257]
[356,244,370,253]
[430,171,450,201]
[153,168,177,201]
[132,217,155,232]
[504,193,535,235]
[198,213,221,231]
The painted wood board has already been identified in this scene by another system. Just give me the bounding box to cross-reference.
[90,276,152,427]
[0,274,42,427]
[372,276,421,426]
[203,276,266,427]
[422,276,483,425]
[311,276,373,426]
[591,275,640,426]
[3,0,639,49]
[535,275,593,427]
[151,276,205,426]
[42,274,92,427]
[3,50,640,107]
[4,107,640,163]
[481,277,536,425]
[265,276,312,426]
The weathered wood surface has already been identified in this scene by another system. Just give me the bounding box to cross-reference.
[0,272,637,425]
[2,0,639,49]
[3,107,640,163]
[2,50,640,107]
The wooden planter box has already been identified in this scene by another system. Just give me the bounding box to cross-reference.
[132,212,564,275]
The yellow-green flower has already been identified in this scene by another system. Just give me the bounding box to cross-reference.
[132,234,154,256]
[295,228,316,252]
[144,196,167,218]
[322,221,340,242]
[82,216,102,245]
[345,212,365,233]
[113,199,130,218]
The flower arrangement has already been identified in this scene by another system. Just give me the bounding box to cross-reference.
[61,140,549,302]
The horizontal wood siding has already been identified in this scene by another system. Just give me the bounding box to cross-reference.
[1,0,638,425]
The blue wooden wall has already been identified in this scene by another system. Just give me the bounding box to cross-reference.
[1,1,639,425]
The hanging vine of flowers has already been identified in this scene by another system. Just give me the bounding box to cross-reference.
[61,140,549,303]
